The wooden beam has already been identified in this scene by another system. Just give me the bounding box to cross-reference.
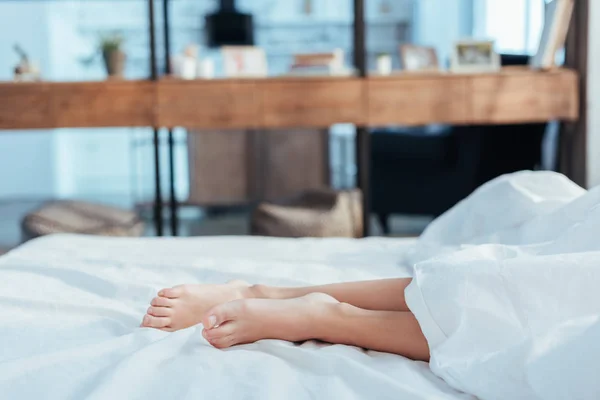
[468,68,579,124]
[261,78,365,128]
[0,80,154,130]
[157,79,261,129]
[368,74,468,126]
[52,81,155,128]
[0,69,579,131]
[0,82,53,129]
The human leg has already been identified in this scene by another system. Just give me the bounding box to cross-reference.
[142,278,413,331]
[202,293,429,361]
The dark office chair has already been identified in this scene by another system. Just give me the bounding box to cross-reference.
[371,54,548,234]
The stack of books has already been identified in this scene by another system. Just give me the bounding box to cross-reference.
[287,49,354,76]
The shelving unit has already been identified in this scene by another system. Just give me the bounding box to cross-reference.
[0,0,582,237]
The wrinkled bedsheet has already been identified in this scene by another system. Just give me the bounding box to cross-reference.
[0,235,472,400]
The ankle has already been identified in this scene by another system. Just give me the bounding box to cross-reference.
[248,284,272,299]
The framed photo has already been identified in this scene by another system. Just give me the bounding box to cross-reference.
[530,0,575,70]
[451,40,500,74]
[222,46,268,78]
[400,45,439,72]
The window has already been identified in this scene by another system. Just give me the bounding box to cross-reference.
[474,0,545,55]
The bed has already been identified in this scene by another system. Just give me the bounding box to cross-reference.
[0,234,472,400]
[3,171,600,400]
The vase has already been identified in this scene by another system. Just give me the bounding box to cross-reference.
[102,50,126,78]
[376,55,392,75]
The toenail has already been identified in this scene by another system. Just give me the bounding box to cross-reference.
[143,315,150,325]
[202,330,207,339]
[208,315,217,328]
[147,307,152,313]
[158,290,164,296]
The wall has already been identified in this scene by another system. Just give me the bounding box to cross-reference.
[414,0,472,65]
[472,0,544,55]
[588,0,600,188]
[0,2,56,198]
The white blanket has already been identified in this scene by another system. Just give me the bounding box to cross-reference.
[405,171,600,400]
[0,235,472,400]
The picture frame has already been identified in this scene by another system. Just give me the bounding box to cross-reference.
[450,39,500,74]
[222,46,268,78]
[400,45,439,72]
[530,0,575,70]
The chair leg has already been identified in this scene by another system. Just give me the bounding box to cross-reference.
[377,213,391,235]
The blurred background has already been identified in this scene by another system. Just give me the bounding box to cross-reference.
[0,0,591,252]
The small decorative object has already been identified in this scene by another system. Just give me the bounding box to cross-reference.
[173,44,199,80]
[400,44,440,72]
[197,59,215,79]
[12,44,41,82]
[100,33,126,78]
[287,49,352,76]
[530,0,575,70]
[171,44,216,80]
[171,44,199,79]
[222,46,268,78]
[302,0,313,15]
[379,0,391,15]
[375,53,393,75]
[450,39,500,74]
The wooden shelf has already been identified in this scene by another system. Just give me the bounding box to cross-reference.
[0,68,578,130]
[157,79,261,129]
[368,68,578,126]
[0,80,155,130]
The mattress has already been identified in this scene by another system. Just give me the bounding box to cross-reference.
[0,234,472,400]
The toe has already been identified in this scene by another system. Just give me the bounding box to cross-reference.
[203,322,235,341]
[203,326,237,349]
[203,300,244,329]
[151,297,174,307]
[209,335,237,349]
[147,306,172,317]
[158,286,182,299]
[142,314,171,328]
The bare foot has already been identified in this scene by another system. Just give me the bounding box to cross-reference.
[201,293,339,349]
[141,280,254,331]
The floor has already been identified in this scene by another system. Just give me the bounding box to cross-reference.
[0,199,431,254]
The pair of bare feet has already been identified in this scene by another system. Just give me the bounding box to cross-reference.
[140,281,337,349]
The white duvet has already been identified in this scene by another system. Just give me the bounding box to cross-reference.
[405,171,600,400]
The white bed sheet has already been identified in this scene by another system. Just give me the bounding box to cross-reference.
[0,234,472,400]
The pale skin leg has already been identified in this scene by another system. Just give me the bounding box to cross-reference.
[252,278,413,311]
[141,278,429,361]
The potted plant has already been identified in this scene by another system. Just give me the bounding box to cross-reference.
[100,33,126,78]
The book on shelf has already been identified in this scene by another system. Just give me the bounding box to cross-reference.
[287,65,355,77]
[285,49,353,77]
